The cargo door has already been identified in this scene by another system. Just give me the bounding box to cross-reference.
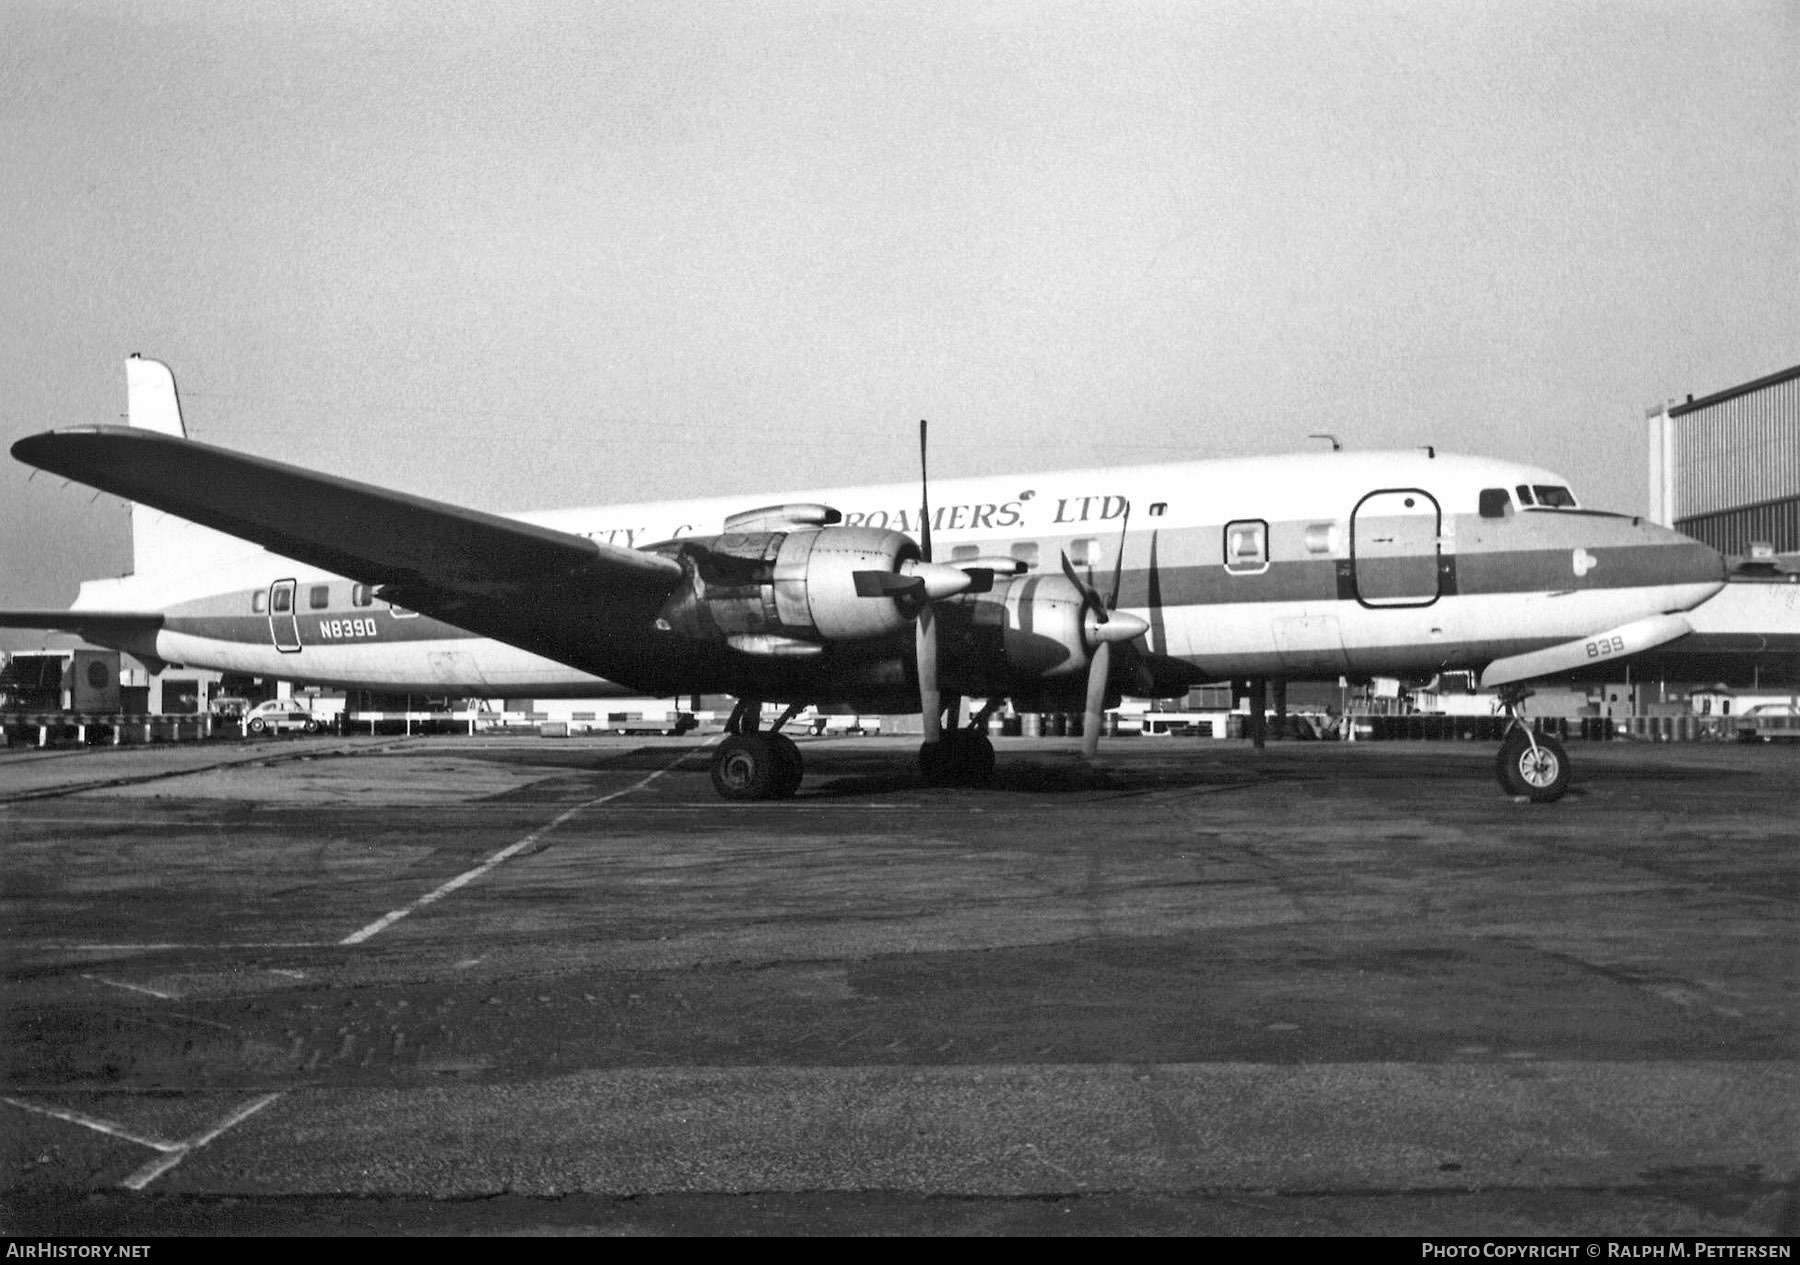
[1272,614,1349,673]
[1351,490,1440,607]
[269,579,302,652]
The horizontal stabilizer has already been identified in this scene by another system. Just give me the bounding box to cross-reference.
[1479,612,1694,689]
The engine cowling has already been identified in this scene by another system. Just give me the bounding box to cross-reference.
[654,526,928,649]
[938,572,1148,697]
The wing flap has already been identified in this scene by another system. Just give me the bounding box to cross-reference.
[11,427,682,599]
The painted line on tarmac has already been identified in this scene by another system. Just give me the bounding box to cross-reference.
[3,1096,175,1152]
[4,1091,282,1190]
[82,972,178,1000]
[340,742,713,946]
[120,1092,284,1191]
[48,941,331,952]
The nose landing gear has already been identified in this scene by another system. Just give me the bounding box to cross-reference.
[1493,686,1571,802]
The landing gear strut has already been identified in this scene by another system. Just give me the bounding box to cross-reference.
[1493,685,1571,802]
[710,699,805,801]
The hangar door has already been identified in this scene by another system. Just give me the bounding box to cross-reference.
[1351,489,1441,607]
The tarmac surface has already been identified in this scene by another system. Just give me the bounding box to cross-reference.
[0,732,1794,1236]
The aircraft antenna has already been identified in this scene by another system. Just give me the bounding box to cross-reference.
[1308,434,1342,452]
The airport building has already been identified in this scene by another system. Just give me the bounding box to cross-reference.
[1646,362,1800,557]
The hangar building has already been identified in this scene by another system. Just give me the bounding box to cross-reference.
[1646,362,1799,556]
[1628,361,1800,693]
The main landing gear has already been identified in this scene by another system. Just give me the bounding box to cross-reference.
[917,697,1000,787]
[1493,685,1571,802]
[709,700,805,801]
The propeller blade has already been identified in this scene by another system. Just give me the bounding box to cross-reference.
[1106,500,1131,611]
[1081,641,1111,761]
[853,570,924,598]
[917,603,941,744]
[918,418,932,563]
[854,562,974,602]
[959,567,995,595]
[1059,550,1109,625]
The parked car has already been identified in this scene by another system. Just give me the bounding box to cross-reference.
[243,699,324,735]
[1736,703,1800,743]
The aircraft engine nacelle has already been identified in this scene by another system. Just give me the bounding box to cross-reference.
[655,526,927,651]
[939,572,1107,696]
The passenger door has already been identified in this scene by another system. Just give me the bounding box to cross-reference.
[268,579,302,652]
[1350,490,1440,607]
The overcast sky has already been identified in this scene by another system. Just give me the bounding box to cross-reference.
[3,0,1796,620]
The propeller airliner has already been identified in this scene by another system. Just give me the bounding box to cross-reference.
[3,357,1726,802]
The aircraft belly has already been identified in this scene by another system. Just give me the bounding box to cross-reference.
[1142,583,1723,681]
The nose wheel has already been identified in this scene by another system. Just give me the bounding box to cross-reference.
[1493,686,1571,802]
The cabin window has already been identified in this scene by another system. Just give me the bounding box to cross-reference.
[351,584,373,607]
[271,586,292,614]
[949,544,981,562]
[309,585,330,610]
[1515,484,1536,507]
[1303,522,1340,554]
[1068,537,1099,568]
[1223,519,1269,574]
[251,590,267,614]
[1479,488,1511,519]
[1010,542,1039,571]
[388,602,419,619]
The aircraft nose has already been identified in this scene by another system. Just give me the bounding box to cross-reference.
[1656,524,1727,593]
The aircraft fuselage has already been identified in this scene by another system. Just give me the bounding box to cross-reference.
[63,449,1724,703]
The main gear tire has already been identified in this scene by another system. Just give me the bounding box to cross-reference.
[769,733,804,799]
[712,733,779,800]
[919,731,996,787]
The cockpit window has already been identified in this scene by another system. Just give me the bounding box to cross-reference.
[1515,483,1578,510]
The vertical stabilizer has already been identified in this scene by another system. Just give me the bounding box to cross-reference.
[123,355,256,581]
[126,354,186,438]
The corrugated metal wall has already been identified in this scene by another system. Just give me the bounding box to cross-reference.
[1670,372,1800,519]
[1675,497,1800,554]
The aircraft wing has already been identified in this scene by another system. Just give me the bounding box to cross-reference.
[0,610,165,635]
[10,427,686,670]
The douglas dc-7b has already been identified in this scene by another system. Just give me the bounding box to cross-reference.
[3,356,1725,802]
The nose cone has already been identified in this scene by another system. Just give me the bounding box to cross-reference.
[1652,523,1728,599]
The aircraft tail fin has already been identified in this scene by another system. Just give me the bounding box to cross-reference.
[122,355,253,579]
[126,354,187,438]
